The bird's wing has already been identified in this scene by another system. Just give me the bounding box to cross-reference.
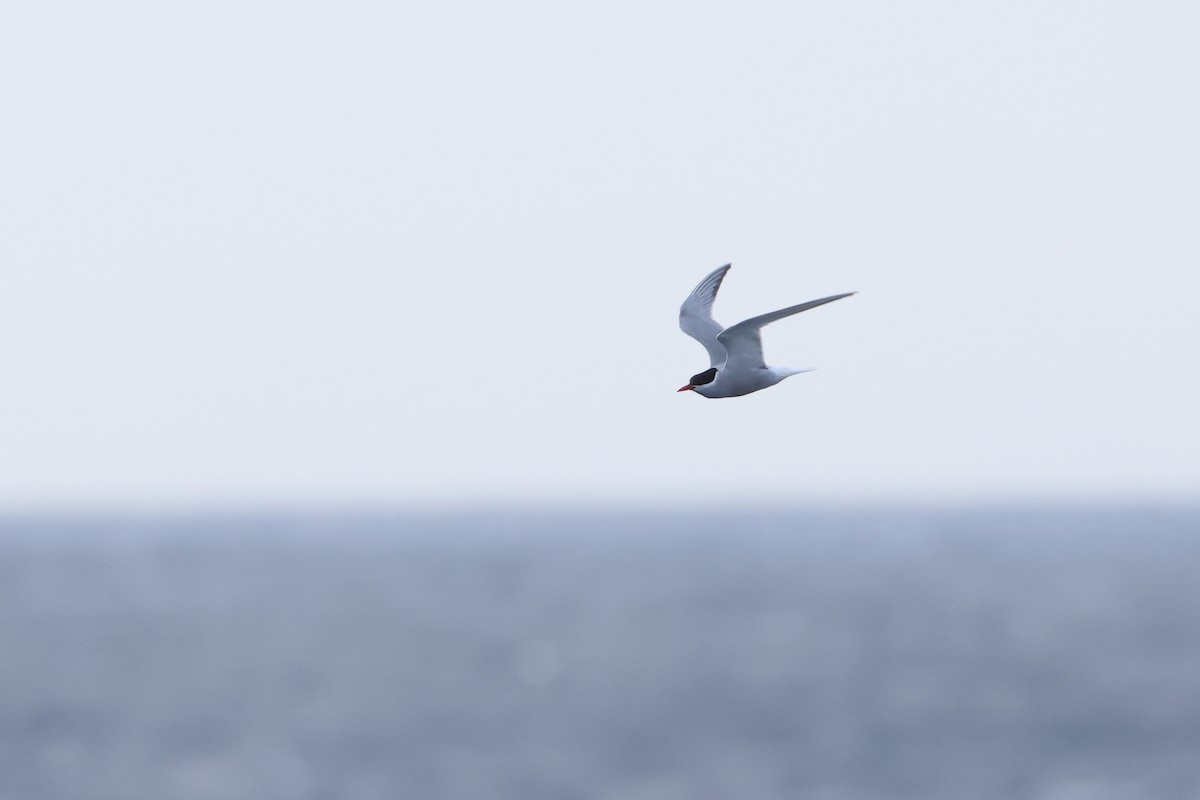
[717,292,856,371]
[678,264,732,368]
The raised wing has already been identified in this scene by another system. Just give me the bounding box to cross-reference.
[678,264,732,367]
[717,292,856,371]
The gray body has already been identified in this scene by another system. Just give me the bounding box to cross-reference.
[692,364,811,398]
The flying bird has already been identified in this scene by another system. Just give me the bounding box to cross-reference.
[677,264,854,398]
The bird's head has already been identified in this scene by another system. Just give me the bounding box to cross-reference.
[677,367,717,393]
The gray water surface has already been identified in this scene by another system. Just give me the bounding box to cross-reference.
[2,509,1198,800]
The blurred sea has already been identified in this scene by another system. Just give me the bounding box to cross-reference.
[2,508,1199,800]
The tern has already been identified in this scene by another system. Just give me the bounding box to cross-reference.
[677,264,854,398]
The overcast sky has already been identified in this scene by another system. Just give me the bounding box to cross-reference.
[2,1,1197,510]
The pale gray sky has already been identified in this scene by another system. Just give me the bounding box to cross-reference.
[2,1,1197,509]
